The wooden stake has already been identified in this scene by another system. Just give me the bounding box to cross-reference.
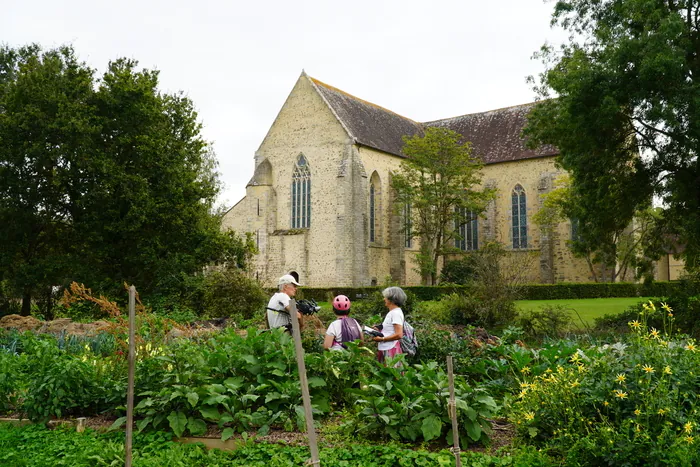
[125,286,136,467]
[289,300,321,466]
[447,355,462,467]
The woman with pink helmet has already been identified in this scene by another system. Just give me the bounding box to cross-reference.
[323,295,363,351]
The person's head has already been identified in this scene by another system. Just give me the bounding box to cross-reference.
[382,286,407,308]
[332,295,351,315]
[278,274,301,297]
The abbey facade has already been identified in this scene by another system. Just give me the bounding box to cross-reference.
[222,73,608,287]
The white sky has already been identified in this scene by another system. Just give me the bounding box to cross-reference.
[3,0,565,208]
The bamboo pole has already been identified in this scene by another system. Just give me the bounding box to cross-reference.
[125,286,136,467]
[288,300,320,466]
[447,355,462,467]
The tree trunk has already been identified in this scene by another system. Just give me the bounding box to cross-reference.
[21,287,32,317]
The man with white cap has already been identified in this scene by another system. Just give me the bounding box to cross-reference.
[266,274,304,331]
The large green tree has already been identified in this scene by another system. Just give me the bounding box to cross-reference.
[391,127,495,285]
[0,45,244,315]
[525,0,700,272]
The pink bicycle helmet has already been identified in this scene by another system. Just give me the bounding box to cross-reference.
[332,295,351,312]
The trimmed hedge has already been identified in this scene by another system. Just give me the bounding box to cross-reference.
[286,281,682,302]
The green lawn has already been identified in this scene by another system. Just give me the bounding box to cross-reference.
[515,297,653,325]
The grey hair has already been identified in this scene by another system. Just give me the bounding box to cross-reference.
[382,286,407,307]
[278,284,285,292]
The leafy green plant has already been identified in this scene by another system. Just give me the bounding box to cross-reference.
[509,305,700,465]
[21,339,124,422]
[344,360,498,445]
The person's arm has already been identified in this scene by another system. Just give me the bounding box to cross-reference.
[373,323,403,342]
[323,334,335,350]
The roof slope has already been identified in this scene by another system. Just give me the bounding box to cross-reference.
[308,75,557,164]
[424,103,558,164]
[310,77,424,157]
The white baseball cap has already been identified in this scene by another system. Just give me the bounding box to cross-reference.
[278,274,302,286]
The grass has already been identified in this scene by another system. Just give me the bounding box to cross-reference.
[515,297,652,325]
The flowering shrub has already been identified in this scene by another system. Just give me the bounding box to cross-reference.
[509,301,700,465]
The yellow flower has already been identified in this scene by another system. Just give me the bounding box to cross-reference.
[166,364,174,372]
[603,401,610,407]
[634,409,641,416]
[570,380,580,388]
[557,366,564,374]
[647,300,656,311]
[685,436,695,445]
[613,390,628,399]
[521,366,531,374]
[616,374,626,384]
[643,365,655,374]
[570,353,581,363]
[629,320,642,330]
[524,412,535,421]
[663,366,672,375]
[649,328,660,339]
[685,343,697,352]
[661,302,672,313]
[658,408,667,416]
[684,422,694,434]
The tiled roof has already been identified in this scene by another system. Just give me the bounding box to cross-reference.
[424,104,558,164]
[310,78,424,157]
[309,75,557,163]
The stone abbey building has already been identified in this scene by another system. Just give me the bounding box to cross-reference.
[222,72,607,287]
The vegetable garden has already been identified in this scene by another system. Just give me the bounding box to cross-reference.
[3,282,700,466]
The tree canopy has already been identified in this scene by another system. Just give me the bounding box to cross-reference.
[525,0,700,272]
[391,127,494,285]
[0,45,250,314]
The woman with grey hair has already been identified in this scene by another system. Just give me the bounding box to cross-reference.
[372,286,406,363]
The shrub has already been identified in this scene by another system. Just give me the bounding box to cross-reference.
[442,292,517,329]
[201,267,267,320]
[440,255,478,284]
[516,305,576,340]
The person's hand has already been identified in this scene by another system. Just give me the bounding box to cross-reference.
[373,336,382,342]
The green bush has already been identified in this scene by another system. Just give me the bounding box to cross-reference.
[516,305,576,340]
[21,339,124,422]
[440,255,478,284]
[443,292,517,329]
[343,360,498,446]
[202,267,267,320]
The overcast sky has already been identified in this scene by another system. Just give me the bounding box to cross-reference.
[3,0,565,208]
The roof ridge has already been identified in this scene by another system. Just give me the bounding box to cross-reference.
[309,76,422,126]
[423,101,539,125]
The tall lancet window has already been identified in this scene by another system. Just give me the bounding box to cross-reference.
[291,155,311,228]
[369,183,376,242]
[512,184,527,249]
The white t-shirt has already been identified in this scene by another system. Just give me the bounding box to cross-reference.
[378,307,404,351]
[267,292,291,328]
[325,318,362,351]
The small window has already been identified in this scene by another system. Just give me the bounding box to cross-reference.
[404,203,413,248]
[571,218,581,242]
[455,207,478,251]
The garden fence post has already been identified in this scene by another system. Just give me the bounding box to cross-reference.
[125,285,136,467]
[289,300,321,466]
[447,355,462,467]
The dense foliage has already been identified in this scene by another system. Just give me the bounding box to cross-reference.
[0,44,253,315]
[525,0,700,272]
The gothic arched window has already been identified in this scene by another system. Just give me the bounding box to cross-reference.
[512,184,527,249]
[369,172,381,243]
[291,155,311,228]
